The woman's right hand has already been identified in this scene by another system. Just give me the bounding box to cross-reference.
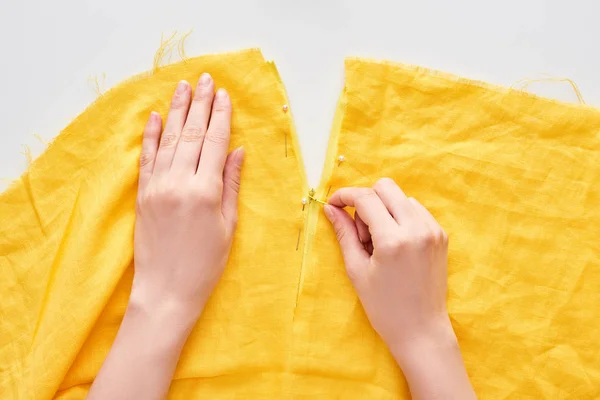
[324,178,476,399]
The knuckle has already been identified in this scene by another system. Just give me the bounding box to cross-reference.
[419,230,438,247]
[196,181,222,207]
[161,189,186,207]
[373,177,394,191]
[160,132,179,147]
[181,126,206,142]
[441,229,449,244]
[205,130,228,145]
[378,234,404,254]
[355,188,377,206]
[204,177,224,193]
[225,172,241,194]
[143,128,159,140]
[170,93,189,110]
[212,100,231,113]
[139,153,153,168]
[425,231,437,245]
[198,191,221,207]
[334,225,347,241]
[194,89,212,102]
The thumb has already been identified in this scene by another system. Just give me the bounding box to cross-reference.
[221,147,245,234]
[324,205,369,283]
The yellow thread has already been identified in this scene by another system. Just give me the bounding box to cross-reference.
[153,31,179,72]
[87,72,106,97]
[21,145,33,165]
[33,134,48,146]
[510,73,585,104]
[177,29,193,61]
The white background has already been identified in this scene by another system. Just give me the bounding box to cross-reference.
[1,0,599,188]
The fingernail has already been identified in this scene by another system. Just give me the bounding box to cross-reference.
[200,73,212,86]
[236,146,245,161]
[150,111,160,122]
[176,80,188,93]
[324,205,334,221]
[216,88,228,101]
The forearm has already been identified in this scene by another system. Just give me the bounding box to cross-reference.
[390,324,476,400]
[87,296,195,400]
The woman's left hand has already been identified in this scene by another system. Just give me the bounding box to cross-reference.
[132,75,244,323]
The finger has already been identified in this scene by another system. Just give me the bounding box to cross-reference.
[354,211,371,245]
[153,80,192,173]
[355,212,374,255]
[197,89,231,179]
[138,111,162,194]
[328,187,397,235]
[408,197,448,243]
[221,147,245,234]
[364,240,374,255]
[324,205,370,283]
[171,73,214,173]
[372,178,414,223]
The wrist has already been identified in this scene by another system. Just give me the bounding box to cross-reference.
[387,318,475,399]
[125,289,201,346]
[388,316,458,369]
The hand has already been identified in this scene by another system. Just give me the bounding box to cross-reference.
[325,178,475,399]
[132,75,244,325]
[325,178,452,352]
[88,74,244,400]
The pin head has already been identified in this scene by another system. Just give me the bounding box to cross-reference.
[301,198,307,205]
[338,155,345,163]
[282,104,289,113]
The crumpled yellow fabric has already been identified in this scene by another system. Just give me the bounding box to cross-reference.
[1,48,600,399]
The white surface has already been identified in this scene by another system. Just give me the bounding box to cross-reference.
[1,0,599,188]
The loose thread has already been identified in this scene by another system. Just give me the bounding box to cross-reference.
[33,134,48,146]
[325,185,332,198]
[177,29,193,61]
[510,73,586,104]
[87,72,106,97]
[21,145,33,165]
[153,31,179,72]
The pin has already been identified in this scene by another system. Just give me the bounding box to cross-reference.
[337,155,345,166]
[308,189,327,205]
[282,104,289,113]
[296,229,302,251]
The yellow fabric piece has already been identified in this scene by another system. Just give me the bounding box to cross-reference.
[1,49,600,399]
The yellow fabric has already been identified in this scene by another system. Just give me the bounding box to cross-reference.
[1,49,600,399]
